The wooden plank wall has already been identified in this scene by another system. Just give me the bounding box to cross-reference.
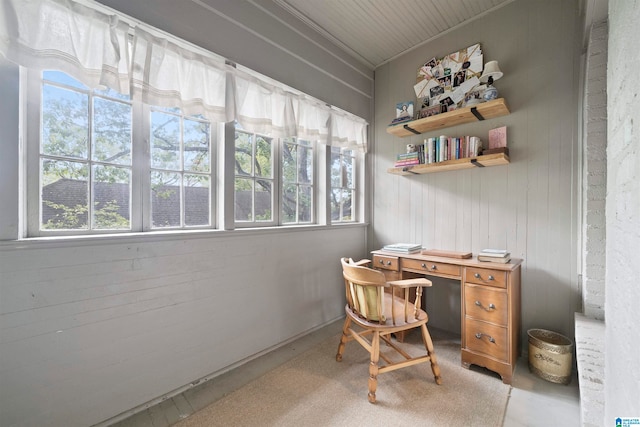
[372,0,582,339]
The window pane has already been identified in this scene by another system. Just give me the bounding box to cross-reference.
[42,84,88,159]
[151,111,181,170]
[151,171,181,227]
[43,71,87,90]
[299,185,312,222]
[342,190,353,221]
[343,155,354,188]
[41,159,89,229]
[235,177,253,221]
[185,174,210,226]
[282,142,296,183]
[93,97,132,165]
[298,145,312,184]
[330,188,341,221]
[184,118,210,173]
[330,150,341,187]
[235,133,252,176]
[255,180,272,221]
[92,165,130,229]
[282,183,296,223]
[255,136,272,178]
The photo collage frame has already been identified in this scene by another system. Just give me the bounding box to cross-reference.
[413,43,485,117]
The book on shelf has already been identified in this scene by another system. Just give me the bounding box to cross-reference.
[382,243,422,253]
[488,126,507,149]
[481,147,509,156]
[392,133,485,168]
[394,159,420,167]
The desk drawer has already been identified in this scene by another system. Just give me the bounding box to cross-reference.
[464,284,508,326]
[402,259,460,277]
[372,254,399,271]
[464,318,508,361]
[465,267,507,288]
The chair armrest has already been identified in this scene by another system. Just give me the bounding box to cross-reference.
[351,258,372,267]
[387,278,432,288]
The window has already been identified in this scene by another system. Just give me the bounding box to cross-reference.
[28,70,215,236]
[281,138,313,224]
[13,0,367,238]
[234,129,316,226]
[330,146,356,222]
[150,108,212,228]
[38,71,133,231]
[234,130,274,224]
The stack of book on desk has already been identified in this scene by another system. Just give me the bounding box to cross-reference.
[478,249,511,263]
[382,243,422,254]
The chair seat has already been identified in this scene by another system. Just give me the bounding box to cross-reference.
[346,292,429,332]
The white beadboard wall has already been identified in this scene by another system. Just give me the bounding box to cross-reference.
[0,227,367,426]
[372,0,582,339]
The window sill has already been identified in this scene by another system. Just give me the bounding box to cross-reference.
[0,222,368,250]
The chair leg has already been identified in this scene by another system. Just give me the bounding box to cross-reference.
[421,324,442,385]
[368,331,380,403]
[335,316,351,362]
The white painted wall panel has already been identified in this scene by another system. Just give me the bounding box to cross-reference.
[96,0,373,120]
[0,227,366,426]
[373,0,582,337]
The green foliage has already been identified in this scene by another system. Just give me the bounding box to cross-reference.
[42,201,88,229]
[93,201,130,229]
[43,200,129,230]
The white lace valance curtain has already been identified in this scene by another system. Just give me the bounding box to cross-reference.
[0,0,130,93]
[294,97,330,143]
[0,0,368,150]
[233,70,297,138]
[330,112,368,153]
[130,27,229,123]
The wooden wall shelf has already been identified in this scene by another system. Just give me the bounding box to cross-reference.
[386,98,510,138]
[388,152,510,176]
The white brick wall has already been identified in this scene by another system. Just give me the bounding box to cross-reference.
[606,0,640,422]
[582,21,608,321]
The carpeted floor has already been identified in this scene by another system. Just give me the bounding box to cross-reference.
[173,329,511,426]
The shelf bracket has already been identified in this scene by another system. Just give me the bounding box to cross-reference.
[470,158,485,167]
[402,167,419,174]
[403,124,421,135]
[470,107,485,121]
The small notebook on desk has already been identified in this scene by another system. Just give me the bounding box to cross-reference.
[421,249,472,259]
[382,243,422,253]
[478,249,511,263]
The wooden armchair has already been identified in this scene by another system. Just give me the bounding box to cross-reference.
[336,257,442,403]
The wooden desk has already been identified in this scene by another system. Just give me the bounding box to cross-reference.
[371,250,522,384]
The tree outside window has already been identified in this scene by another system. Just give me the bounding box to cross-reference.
[234,130,274,223]
[330,146,355,222]
[282,138,313,224]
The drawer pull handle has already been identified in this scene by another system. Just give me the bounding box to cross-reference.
[379,259,383,264]
[421,263,426,268]
[475,332,496,343]
[488,275,495,281]
[474,273,481,278]
[430,264,437,270]
[474,301,496,311]
[387,261,392,266]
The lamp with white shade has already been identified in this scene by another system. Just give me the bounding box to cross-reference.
[479,61,503,101]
